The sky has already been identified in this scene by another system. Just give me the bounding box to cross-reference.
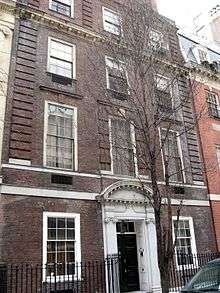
[157,0,220,28]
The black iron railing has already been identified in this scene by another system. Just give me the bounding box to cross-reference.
[0,253,220,293]
[169,252,220,292]
[0,258,119,293]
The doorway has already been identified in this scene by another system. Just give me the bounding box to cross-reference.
[117,221,140,292]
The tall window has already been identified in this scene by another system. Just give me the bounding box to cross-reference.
[48,38,75,79]
[173,217,197,266]
[103,7,121,35]
[43,212,81,278]
[198,49,208,63]
[49,0,73,17]
[155,76,172,111]
[161,129,184,183]
[110,118,135,176]
[149,30,168,50]
[216,146,220,170]
[106,57,128,94]
[45,103,76,170]
[206,91,220,118]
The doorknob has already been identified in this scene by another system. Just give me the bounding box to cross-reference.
[139,248,144,257]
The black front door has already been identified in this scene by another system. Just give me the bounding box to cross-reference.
[117,222,140,292]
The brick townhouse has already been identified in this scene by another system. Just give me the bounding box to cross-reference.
[179,32,220,251]
[0,0,217,292]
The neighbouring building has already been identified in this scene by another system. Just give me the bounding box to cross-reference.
[0,0,216,292]
[0,0,15,174]
[179,31,220,250]
[194,4,220,47]
[0,0,15,259]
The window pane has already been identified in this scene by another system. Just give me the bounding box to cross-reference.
[103,9,121,35]
[50,40,73,62]
[111,119,134,176]
[47,242,56,253]
[48,229,56,240]
[67,229,75,239]
[57,218,65,228]
[48,217,56,228]
[46,216,77,277]
[51,0,71,16]
[66,241,75,251]
[46,104,75,170]
[161,129,183,182]
[57,252,65,263]
[47,252,56,264]
[49,58,72,78]
[67,218,75,228]
[57,241,66,251]
[57,229,65,240]
[67,252,75,263]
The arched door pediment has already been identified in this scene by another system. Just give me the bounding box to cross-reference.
[97,180,152,205]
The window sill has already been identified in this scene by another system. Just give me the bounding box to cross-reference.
[47,72,74,85]
[107,88,128,100]
[100,171,138,179]
[48,8,74,19]
[39,85,82,99]
[44,165,75,172]
[45,274,81,283]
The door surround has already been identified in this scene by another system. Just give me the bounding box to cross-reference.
[97,180,161,293]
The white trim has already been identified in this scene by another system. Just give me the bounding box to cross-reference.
[149,29,169,50]
[169,199,209,207]
[2,164,99,178]
[47,37,76,79]
[102,6,121,36]
[105,56,129,93]
[0,185,97,200]
[0,184,210,206]
[158,128,186,184]
[172,216,197,270]
[8,158,31,166]
[49,0,74,18]
[192,45,210,64]
[43,101,78,172]
[108,118,114,174]
[1,163,207,189]
[103,117,137,176]
[42,212,81,282]
[209,194,220,201]
[130,122,139,177]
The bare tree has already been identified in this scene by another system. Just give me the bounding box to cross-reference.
[86,1,207,292]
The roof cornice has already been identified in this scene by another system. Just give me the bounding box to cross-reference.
[0,0,16,14]
[16,5,189,74]
[18,6,103,43]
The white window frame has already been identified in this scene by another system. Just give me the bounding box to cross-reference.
[155,74,173,108]
[149,29,169,50]
[101,117,138,177]
[105,56,129,93]
[172,216,197,270]
[216,145,220,170]
[43,101,78,171]
[49,0,74,17]
[158,128,186,184]
[47,37,76,79]
[206,90,220,118]
[42,212,81,282]
[102,7,121,35]
[193,46,210,64]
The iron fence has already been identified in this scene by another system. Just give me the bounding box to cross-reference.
[0,253,220,293]
[0,258,119,293]
[169,252,220,292]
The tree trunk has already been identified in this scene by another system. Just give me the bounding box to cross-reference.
[160,268,170,293]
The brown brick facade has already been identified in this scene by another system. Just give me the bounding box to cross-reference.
[0,0,217,268]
